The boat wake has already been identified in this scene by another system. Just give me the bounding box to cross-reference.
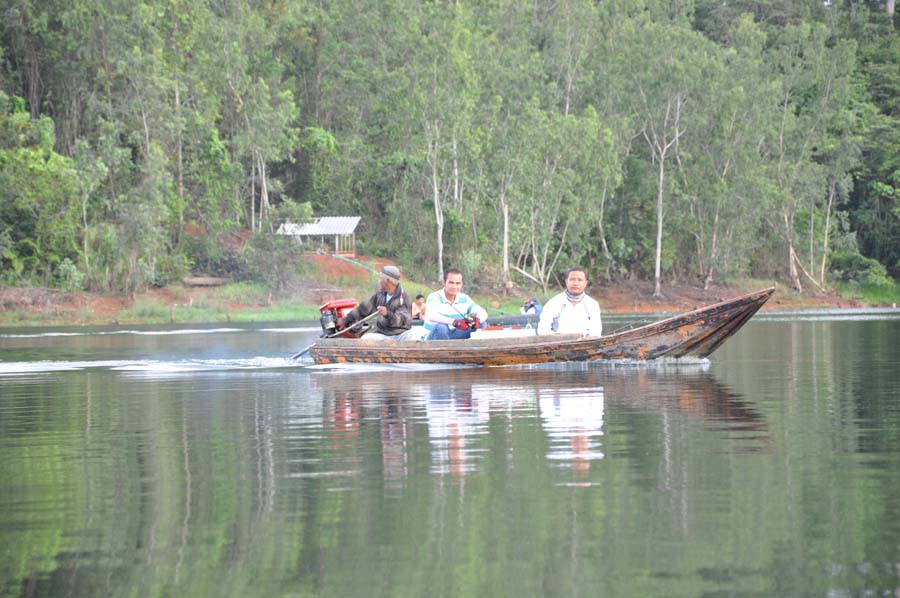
[0,356,305,376]
[303,356,711,374]
[0,325,319,339]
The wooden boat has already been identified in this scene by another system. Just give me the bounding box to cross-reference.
[306,286,775,366]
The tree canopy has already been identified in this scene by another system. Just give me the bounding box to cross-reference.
[2,0,899,294]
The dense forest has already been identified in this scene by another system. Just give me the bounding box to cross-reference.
[2,0,900,296]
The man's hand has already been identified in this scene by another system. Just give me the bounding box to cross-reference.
[452,318,468,330]
[465,315,481,329]
[376,306,388,317]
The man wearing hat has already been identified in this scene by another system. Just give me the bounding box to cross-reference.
[337,265,414,340]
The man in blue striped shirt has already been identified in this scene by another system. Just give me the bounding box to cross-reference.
[423,269,488,340]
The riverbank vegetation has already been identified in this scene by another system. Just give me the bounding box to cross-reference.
[3,0,900,302]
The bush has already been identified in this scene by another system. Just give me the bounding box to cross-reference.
[56,258,85,292]
[183,233,243,277]
[828,251,893,287]
[153,252,192,286]
[239,233,306,291]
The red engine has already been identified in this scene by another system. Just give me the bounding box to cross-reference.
[319,299,366,338]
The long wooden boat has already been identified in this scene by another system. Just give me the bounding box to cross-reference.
[306,286,775,366]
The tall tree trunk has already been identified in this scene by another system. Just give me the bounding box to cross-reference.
[819,179,836,285]
[703,204,721,292]
[430,154,444,282]
[26,45,40,118]
[452,137,460,209]
[888,0,895,16]
[139,103,151,159]
[640,92,683,298]
[783,208,802,292]
[598,180,611,262]
[250,157,256,233]
[809,196,816,275]
[175,79,184,245]
[654,156,665,297]
[82,199,90,278]
[501,198,510,295]
[257,151,270,232]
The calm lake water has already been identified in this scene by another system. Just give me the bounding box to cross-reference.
[2,310,900,597]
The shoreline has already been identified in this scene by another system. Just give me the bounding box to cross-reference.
[0,280,882,328]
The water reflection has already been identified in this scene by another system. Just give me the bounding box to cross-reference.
[0,363,775,597]
[7,318,900,596]
[380,398,412,486]
[311,364,767,486]
[539,385,604,479]
[424,380,486,477]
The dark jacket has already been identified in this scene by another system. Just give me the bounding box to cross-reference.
[343,284,413,336]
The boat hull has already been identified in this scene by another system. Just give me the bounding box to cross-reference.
[307,287,775,366]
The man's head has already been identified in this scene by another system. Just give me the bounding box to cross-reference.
[443,268,464,300]
[564,267,589,296]
[379,265,401,292]
[415,294,425,303]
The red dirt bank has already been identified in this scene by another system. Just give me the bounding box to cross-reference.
[1,279,860,327]
[0,254,866,325]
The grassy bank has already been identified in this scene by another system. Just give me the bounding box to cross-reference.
[2,278,898,328]
[833,281,900,306]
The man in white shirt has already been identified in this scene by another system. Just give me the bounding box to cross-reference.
[537,267,602,337]
[423,269,489,340]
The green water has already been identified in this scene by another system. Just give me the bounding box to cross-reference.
[1,312,899,597]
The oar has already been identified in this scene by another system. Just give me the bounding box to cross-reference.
[291,311,379,360]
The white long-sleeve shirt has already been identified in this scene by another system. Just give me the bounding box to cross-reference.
[537,292,602,337]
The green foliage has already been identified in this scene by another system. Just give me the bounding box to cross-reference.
[239,233,305,291]
[185,235,243,279]
[828,251,893,286]
[0,145,82,282]
[272,198,313,229]
[459,248,482,284]
[846,280,900,305]
[56,258,84,292]
[153,252,192,287]
[2,0,900,295]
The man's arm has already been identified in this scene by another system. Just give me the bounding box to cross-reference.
[384,291,413,330]
[424,292,455,326]
[537,294,562,335]
[342,293,377,327]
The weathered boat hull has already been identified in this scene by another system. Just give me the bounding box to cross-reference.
[307,287,775,366]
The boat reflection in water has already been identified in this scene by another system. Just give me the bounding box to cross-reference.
[380,397,413,486]
[312,363,768,486]
[424,380,487,477]
[539,383,605,483]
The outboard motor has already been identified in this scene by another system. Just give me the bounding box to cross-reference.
[319,299,365,338]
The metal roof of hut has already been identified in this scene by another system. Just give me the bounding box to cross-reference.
[278,216,362,236]
[277,216,363,256]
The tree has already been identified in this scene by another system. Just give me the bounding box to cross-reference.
[617,19,718,296]
[674,15,775,288]
[410,2,481,281]
[507,102,618,292]
[0,98,82,283]
[765,24,856,291]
